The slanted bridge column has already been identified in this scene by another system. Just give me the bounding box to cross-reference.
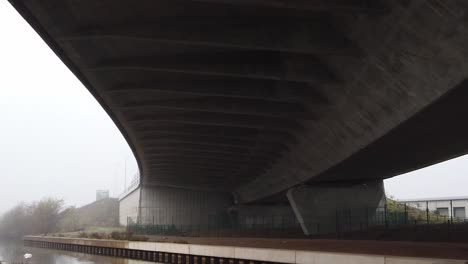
[287,181,385,235]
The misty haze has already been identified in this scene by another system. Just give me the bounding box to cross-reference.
[2,0,468,263]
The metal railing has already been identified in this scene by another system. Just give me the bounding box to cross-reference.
[118,173,140,200]
[127,207,303,238]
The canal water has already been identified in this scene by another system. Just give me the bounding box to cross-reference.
[0,240,156,264]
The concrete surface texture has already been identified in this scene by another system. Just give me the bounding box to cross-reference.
[10,0,468,206]
[24,236,468,263]
[138,185,232,225]
[119,187,140,225]
[229,204,298,228]
[287,181,385,235]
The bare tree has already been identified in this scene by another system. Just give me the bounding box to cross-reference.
[0,197,63,238]
[31,198,64,234]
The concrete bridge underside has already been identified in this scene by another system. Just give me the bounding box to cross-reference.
[11,0,468,231]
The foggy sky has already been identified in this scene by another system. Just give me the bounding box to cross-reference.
[1,1,468,213]
[0,1,138,213]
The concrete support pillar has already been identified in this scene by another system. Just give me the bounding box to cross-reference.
[286,181,385,235]
[228,205,297,231]
[139,186,232,226]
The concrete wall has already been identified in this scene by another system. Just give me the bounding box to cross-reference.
[229,205,298,229]
[119,182,388,233]
[287,181,385,235]
[118,185,300,228]
[139,186,232,226]
[119,187,141,225]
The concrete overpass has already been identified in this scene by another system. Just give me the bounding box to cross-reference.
[10,0,468,234]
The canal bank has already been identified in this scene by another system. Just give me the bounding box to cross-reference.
[0,239,140,264]
[24,236,468,264]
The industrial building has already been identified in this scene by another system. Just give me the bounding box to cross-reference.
[399,197,468,220]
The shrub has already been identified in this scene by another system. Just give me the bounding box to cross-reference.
[78,231,88,238]
[89,232,106,239]
[110,231,123,240]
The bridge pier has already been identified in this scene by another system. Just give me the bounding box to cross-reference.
[286,181,385,235]
[139,185,232,227]
[120,182,387,237]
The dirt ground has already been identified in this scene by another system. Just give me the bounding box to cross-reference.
[148,235,468,260]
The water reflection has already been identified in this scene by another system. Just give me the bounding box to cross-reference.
[0,241,156,264]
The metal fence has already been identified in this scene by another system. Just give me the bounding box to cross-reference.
[127,206,303,238]
[127,200,468,239]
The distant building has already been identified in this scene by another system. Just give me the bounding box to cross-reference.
[96,190,109,201]
[398,196,468,220]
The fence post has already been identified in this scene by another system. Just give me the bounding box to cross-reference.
[365,207,369,229]
[384,202,388,228]
[263,215,266,236]
[216,211,219,236]
[404,203,407,225]
[426,201,429,224]
[450,200,454,223]
[281,215,284,236]
[348,208,352,232]
[335,209,339,239]
[192,210,195,236]
[271,215,274,238]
